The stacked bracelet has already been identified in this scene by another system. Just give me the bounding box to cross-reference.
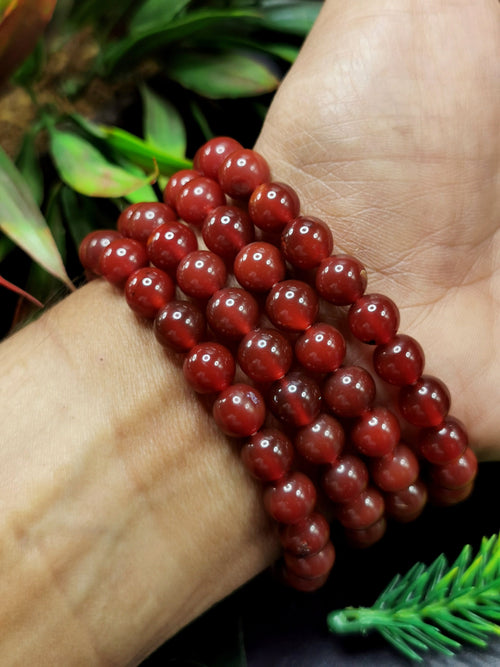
[78,136,478,592]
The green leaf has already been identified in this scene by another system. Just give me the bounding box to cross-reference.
[15,126,44,206]
[130,0,191,33]
[167,50,279,99]
[49,127,158,198]
[0,145,72,289]
[260,1,322,36]
[141,85,186,159]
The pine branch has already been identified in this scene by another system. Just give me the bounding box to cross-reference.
[327,533,500,662]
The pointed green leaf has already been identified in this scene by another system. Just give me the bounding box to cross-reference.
[0,145,72,289]
[260,1,322,36]
[141,85,186,159]
[130,0,191,33]
[16,126,44,206]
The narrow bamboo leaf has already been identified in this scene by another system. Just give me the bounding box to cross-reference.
[59,187,100,251]
[190,101,213,141]
[49,128,158,197]
[0,145,72,289]
[130,0,191,33]
[141,85,186,158]
[167,50,279,99]
[0,274,43,307]
[15,127,44,206]
[260,1,322,36]
[262,42,299,63]
[111,157,159,204]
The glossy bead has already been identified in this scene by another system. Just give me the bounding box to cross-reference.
[295,323,345,374]
[428,481,474,507]
[345,517,387,549]
[399,375,451,427]
[336,486,385,530]
[154,300,205,352]
[369,443,420,492]
[241,428,294,482]
[417,416,468,464]
[429,447,478,489]
[206,287,259,340]
[315,254,368,306]
[147,220,198,274]
[385,479,428,522]
[323,366,376,418]
[282,569,329,592]
[125,267,175,319]
[263,472,317,524]
[78,229,122,275]
[218,148,270,199]
[279,512,330,557]
[99,237,149,286]
[249,181,300,233]
[212,383,266,437]
[193,136,243,180]
[117,202,177,244]
[265,280,318,332]
[348,293,400,344]
[176,176,226,227]
[284,541,336,579]
[295,413,344,465]
[183,342,235,393]
[351,406,401,457]
[163,169,200,209]
[373,334,425,386]
[238,328,293,384]
[233,241,286,292]
[176,250,227,300]
[202,205,254,260]
[322,454,369,503]
[281,216,333,270]
[268,371,322,428]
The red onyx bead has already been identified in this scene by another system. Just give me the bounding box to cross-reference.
[428,481,474,507]
[193,136,243,181]
[234,241,286,292]
[218,148,270,199]
[284,541,335,580]
[266,280,319,332]
[154,300,205,352]
[399,375,451,427]
[417,416,467,464]
[147,220,198,275]
[183,342,235,394]
[336,486,385,530]
[212,383,265,437]
[322,454,369,503]
[369,443,420,492]
[348,293,400,344]
[125,267,175,319]
[295,323,346,374]
[241,428,294,482]
[281,216,333,270]
[385,479,428,522]
[79,229,122,275]
[323,366,376,418]
[263,472,317,524]
[282,569,329,592]
[268,371,322,428]
[99,238,148,286]
[238,328,292,384]
[163,169,200,209]
[176,250,227,300]
[176,176,226,227]
[249,182,300,233]
[279,512,330,557]
[206,287,259,340]
[351,406,401,457]
[315,254,368,306]
[117,202,177,244]
[295,413,344,465]
[202,205,254,260]
[373,334,425,386]
[429,447,478,489]
[345,517,387,549]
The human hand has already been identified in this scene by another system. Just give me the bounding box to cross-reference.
[256,0,500,459]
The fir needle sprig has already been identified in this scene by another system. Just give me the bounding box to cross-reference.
[328,533,500,662]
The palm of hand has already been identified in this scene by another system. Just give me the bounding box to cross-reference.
[257,0,500,458]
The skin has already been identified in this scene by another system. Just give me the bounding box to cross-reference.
[0,0,498,663]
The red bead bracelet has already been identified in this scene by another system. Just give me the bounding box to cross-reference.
[79,135,477,592]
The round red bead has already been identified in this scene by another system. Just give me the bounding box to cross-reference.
[241,428,294,482]
[193,136,243,181]
[385,479,428,522]
[369,442,420,492]
[234,241,286,292]
[263,472,317,524]
[163,169,200,209]
[295,413,344,465]
[295,323,345,374]
[429,447,478,489]
[249,181,300,233]
[322,454,369,503]
[281,216,333,270]
[351,406,401,457]
[373,334,425,386]
[348,293,400,344]
[117,202,177,244]
[206,287,259,340]
[176,176,226,227]
[218,148,270,199]
[428,481,473,507]
[282,569,329,592]
[154,300,205,352]
[399,375,451,427]
[284,541,336,580]
[323,366,376,418]
[183,342,235,394]
[265,280,318,332]
[336,486,385,530]
[202,205,254,260]
[79,229,122,275]
[238,328,293,384]
[99,237,149,286]
[147,220,198,274]
[125,267,175,319]
[417,416,468,464]
[345,517,387,549]
[176,250,227,300]
[268,371,322,428]
[315,254,367,306]
[212,383,266,437]
[279,512,330,557]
